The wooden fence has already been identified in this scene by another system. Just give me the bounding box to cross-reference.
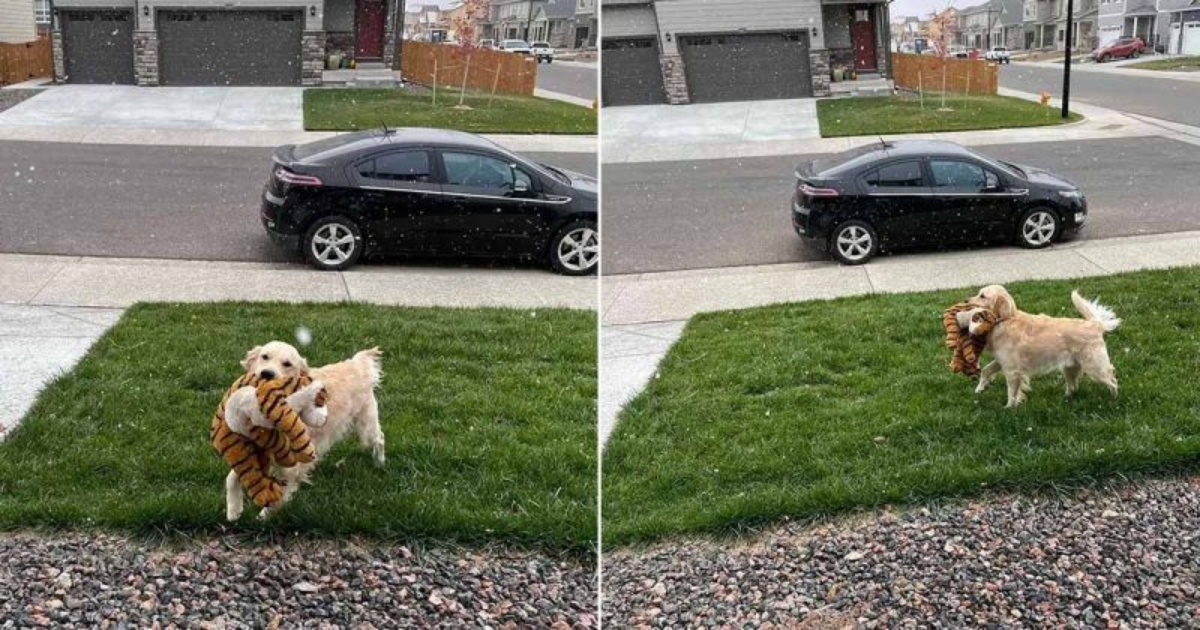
[0,35,53,86]
[892,53,998,95]
[401,41,537,96]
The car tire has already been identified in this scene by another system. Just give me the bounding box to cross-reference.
[303,215,364,271]
[549,219,598,276]
[1100,53,1110,63]
[1015,208,1060,249]
[829,220,879,265]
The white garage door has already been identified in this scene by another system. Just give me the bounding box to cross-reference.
[1170,23,1181,53]
[1183,22,1200,55]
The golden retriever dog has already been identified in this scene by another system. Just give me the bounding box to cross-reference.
[967,284,1120,408]
[225,340,384,520]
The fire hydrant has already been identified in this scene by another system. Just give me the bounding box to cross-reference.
[1039,91,1051,106]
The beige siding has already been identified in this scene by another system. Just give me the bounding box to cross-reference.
[0,0,36,44]
[602,3,657,37]
[654,0,825,50]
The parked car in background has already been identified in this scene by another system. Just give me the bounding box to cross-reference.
[479,38,496,49]
[984,46,1011,63]
[948,46,970,58]
[1092,36,1145,62]
[530,41,555,63]
[499,39,533,55]
[263,129,599,275]
[790,140,1087,265]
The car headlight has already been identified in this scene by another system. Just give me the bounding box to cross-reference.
[1058,189,1083,200]
[1075,211,1086,224]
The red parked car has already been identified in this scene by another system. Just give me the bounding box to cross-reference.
[1092,36,1145,62]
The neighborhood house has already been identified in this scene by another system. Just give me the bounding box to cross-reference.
[601,0,893,106]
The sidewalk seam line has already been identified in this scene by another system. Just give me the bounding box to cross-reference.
[1074,248,1112,274]
[25,258,75,305]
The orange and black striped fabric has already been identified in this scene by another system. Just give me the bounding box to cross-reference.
[943,302,998,379]
[210,373,321,508]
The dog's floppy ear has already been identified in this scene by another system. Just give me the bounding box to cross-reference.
[991,291,1017,319]
[298,355,310,376]
[241,345,262,372]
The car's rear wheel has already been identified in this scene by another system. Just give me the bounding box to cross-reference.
[829,220,879,265]
[550,220,598,275]
[1016,208,1059,249]
[304,215,363,271]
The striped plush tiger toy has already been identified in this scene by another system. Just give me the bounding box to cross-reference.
[210,373,325,509]
[943,301,999,379]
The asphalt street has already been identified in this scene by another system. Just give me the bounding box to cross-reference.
[0,142,595,263]
[535,61,597,101]
[1001,64,1200,127]
[604,136,1200,275]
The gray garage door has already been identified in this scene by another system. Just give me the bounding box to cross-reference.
[679,32,812,103]
[61,10,135,84]
[601,38,665,107]
[158,10,303,86]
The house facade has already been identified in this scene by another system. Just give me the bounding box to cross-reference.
[49,0,406,86]
[1024,0,1058,48]
[990,0,1024,48]
[1054,0,1098,49]
[1158,0,1200,54]
[481,0,538,40]
[530,0,576,47]
[574,0,596,47]
[0,0,37,43]
[601,0,892,107]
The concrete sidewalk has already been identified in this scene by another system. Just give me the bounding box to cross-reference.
[601,90,1165,164]
[1011,58,1200,82]
[0,253,595,310]
[599,231,1200,446]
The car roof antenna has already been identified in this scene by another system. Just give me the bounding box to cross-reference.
[380,120,390,137]
[878,136,889,150]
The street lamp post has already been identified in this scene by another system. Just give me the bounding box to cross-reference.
[1062,0,1073,118]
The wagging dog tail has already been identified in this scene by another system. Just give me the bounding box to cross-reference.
[1071,290,1121,332]
[355,346,384,388]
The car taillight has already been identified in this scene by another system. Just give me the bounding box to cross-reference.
[275,167,322,187]
[799,182,840,197]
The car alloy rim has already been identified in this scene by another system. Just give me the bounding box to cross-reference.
[836,226,872,261]
[1023,211,1056,245]
[558,227,598,271]
[312,223,356,265]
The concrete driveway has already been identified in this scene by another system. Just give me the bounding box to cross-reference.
[602,99,819,145]
[0,85,303,130]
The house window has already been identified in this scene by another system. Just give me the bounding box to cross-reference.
[34,0,51,24]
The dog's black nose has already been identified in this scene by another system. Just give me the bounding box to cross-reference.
[259,369,276,380]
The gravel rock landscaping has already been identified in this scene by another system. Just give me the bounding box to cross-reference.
[605,477,1200,628]
[0,533,597,627]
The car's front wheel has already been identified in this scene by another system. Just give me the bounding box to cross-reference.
[550,220,598,275]
[1099,53,1110,63]
[304,215,364,271]
[829,220,879,265]
[1016,208,1060,249]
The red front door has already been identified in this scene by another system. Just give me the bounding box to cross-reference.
[850,6,877,71]
[356,0,386,59]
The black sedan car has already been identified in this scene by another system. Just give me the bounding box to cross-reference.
[790,140,1087,265]
[262,128,598,274]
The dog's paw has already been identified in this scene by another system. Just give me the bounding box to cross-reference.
[257,508,273,521]
[373,443,386,467]
[226,504,243,522]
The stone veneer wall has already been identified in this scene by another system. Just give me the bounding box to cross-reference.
[134,30,158,86]
[875,41,889,76]
[809,49,831,97]
[51,30,64,81]
[659,53,689,105]
[828,48,855,72]
[302,32,326,85]
[383,20,397,69]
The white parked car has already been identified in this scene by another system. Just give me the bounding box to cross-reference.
[530,41,555,63]
[984,46,1011,64]
[499,39,533,55]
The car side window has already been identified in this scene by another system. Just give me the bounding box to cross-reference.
[930,160,987,191]
[863,161,923,189]
[443,152,529,192]
[357,151,432,183]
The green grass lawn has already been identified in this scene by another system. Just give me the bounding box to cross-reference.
[817,93,1081,138]
[604,267,1200,546]
[1124,56,1200,71]
[304,88,596,134]
[0,303,596,551]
